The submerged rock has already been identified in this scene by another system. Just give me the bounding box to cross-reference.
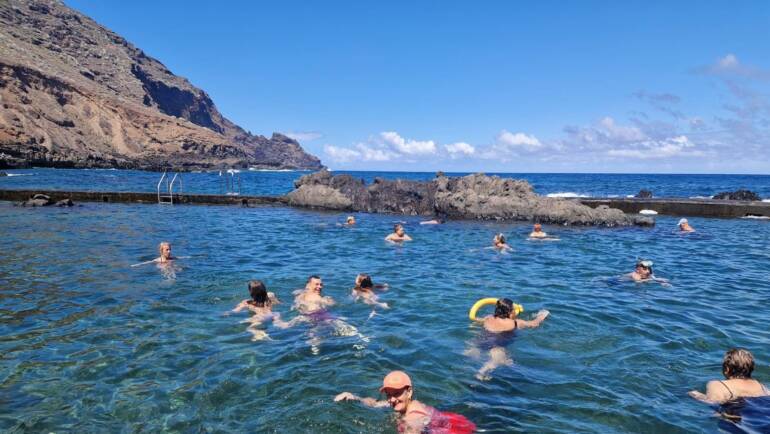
[713,190,762,201]
[288,171,654,227]
[0,171,7,176]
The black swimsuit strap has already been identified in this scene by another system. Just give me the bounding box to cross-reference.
[719,380,735,399]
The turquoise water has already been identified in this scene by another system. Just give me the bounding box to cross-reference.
[2,168,769,198]
[1,200,769,432]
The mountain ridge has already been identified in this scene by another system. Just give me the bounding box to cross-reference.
[0,0,323,170]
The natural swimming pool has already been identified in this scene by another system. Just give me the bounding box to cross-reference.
[1,201,768,432]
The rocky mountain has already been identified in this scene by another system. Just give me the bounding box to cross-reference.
[0,0,323,170]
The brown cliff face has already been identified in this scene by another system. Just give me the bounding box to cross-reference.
[0,0,323,170]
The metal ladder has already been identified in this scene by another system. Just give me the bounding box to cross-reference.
[219,169,242,196]
[157,170,183,204]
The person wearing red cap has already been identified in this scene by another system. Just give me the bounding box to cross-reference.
[335,370,476,433]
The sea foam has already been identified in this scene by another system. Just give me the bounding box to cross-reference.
[546,192,588,198]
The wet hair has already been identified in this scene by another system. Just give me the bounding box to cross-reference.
[247,280,269,307]
[494,298,515,319]
[394,224,403,232]
[495,233,506,244]
[722,348,755,379]
[158,241,170,255]
[307,275,321,283]
[357,274,373,289]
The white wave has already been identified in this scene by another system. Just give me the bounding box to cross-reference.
[626,195,635,198]
[248,167,300,172]
[607,194,619,198]
[763,199,770,203]
[226,169,241,174]
[639,209,658,215]
[3,173,33,177]
[689,196,712,199]
[742,215,770,220]
[546,192,588,198]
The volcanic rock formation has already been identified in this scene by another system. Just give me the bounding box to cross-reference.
[288,171,655,226]
[713,190,762,201]
[0,0,323,170]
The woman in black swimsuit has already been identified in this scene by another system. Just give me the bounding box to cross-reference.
[689,348,770,404]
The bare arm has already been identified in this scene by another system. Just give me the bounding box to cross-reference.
[334,392,389,408]
[516,310,550,329]
[689,380,730,404]
[231,300,249,313]
[273,314,306,329]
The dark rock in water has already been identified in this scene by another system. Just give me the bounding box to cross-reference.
[713,190,762,201]
[288,170,654,227]
[636,189,653,198]
[0,171,7,176]
[55,198,74,207]
[21,193,53,207]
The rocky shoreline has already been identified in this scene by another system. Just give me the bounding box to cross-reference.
[287,171,655,226]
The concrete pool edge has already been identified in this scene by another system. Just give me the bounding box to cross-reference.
[1,189,769,218]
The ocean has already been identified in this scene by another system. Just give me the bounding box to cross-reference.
[1,169,769,433]
[1,168,769,199]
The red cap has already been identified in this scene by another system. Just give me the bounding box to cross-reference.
[379,370,412,393]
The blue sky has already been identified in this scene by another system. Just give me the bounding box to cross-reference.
[67,1,770,173]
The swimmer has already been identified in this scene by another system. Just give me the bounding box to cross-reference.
[629,259,654,282]
[155,241,175,263]
[291,275,336,316]
[335,371,476,434]
[345,216,356,226]
[385,224,413,242]
[283,275,367,353]
[465,298,549,380]
[689,348,770,404]
[529,223,547,238]
[678,218,695,232]
[352,274,389,309]
[231,280,285,340]
[493,233,511,251]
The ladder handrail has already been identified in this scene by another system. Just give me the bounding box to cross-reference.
[157,171,167,203]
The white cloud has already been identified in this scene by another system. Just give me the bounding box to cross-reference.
[444,142,475,157]
[719,53,739,69]
[607,135,702,159]
[356,143,398,161]
[324,143,398,163]
[283,131,323,142]
[380,131,437,155]
[496,130,542,150]
[324,145,360,163]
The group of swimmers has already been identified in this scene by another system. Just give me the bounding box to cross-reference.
[143,213,768,432]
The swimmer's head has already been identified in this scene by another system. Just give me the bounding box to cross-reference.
[394,224,405,236]
[248,280,268,307]
[533,224,542,232]
[678,218,688,226]
[158,242,171,259]
[306,275,323,293]
[494,298,516,319]
[379,371,413,414]
[722,348,755,379]
[356,273,373,289]
[346,216,356,224]
[494,233,506,245]
[635,260,653,279]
